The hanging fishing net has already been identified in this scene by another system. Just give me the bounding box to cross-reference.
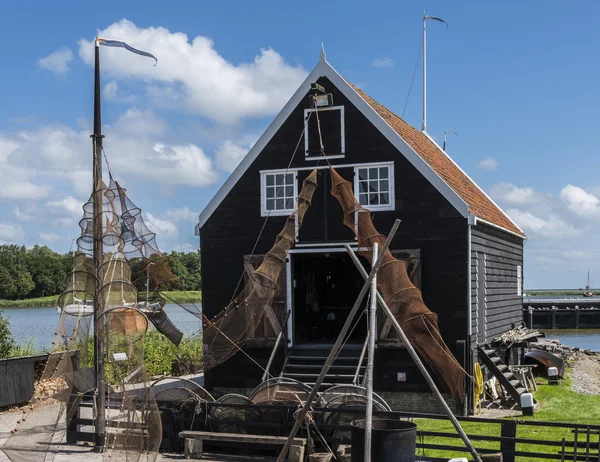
[200,168,318,370]
[328,165,465,400]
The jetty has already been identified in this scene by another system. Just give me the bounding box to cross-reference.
[523,297,600,329]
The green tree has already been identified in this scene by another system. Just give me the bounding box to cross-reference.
[0,311,14,358]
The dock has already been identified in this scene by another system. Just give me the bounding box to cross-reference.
[523,298,600,329]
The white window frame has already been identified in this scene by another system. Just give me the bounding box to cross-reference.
[517,265,522,296]
[304,105,345,160]
[353,162,395,211]
[260,170,298,217]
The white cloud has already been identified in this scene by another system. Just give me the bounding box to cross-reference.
[0,223,25,244]
[78,19,307,124]
[38,48,74,74]
[215,140,251,172]
[560,184,600,218]
[477,157,499,171]
[144,212,177,237]
[46,196,83,216]
[506,208,582,239]
[104,81,135,103]
[39,232,61,243]
[371,57,393,68]
[0,181,50,200]
[165,206,198,223]
[490,183,541,206]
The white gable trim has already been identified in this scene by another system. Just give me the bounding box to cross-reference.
[198,57,468,228]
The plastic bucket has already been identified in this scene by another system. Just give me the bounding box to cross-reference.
[350,419,417,462]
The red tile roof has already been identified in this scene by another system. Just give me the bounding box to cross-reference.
[351,85,525,237]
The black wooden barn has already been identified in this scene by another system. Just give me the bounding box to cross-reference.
[195,50,526,413]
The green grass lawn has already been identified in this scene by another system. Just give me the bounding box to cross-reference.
[0,290,202,308]
[414,375,600,461]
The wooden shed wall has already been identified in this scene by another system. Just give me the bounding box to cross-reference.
[470,222,524,348]
[200,76,471,391]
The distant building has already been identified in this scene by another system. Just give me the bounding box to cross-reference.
[196,51,526,414]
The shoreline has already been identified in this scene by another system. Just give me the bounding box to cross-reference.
[0,290,202,309]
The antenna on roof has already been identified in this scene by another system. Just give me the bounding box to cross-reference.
[422,13,447,133]
[443,131,458,151]
[320,43,326,62]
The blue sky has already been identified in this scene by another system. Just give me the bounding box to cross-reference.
[1,1,599,289]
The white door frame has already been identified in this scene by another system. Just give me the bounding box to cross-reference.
[286,245,359,346]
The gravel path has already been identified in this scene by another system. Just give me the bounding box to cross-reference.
[571,352,600,395]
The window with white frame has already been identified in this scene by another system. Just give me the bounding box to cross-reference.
[354,164,394,211]
[261,171,297,216]
[304,106,345,160]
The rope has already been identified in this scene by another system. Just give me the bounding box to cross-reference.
[402,34,424,119]
[474,362,483,414]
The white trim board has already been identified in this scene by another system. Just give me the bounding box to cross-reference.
[198,55,469,229]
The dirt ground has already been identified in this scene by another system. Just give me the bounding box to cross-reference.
[570,352,600,395]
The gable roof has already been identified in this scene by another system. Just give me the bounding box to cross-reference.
[351,86,525,237]
[198,53,525,239]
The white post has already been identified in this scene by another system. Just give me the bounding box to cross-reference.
[422,14,427,133]
[364,242,378,462]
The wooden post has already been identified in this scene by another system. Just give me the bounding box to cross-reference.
[364,243,378,462]
[262,310,291,381]
[500,420,517,462]
[346,245,483,462]
[275,220,401,462]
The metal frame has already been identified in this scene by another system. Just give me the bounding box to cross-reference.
[304,105,346,160]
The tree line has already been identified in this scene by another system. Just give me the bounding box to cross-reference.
[0,244,201,300]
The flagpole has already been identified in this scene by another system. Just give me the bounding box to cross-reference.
[422,13,427,132]
[422,14,447,134]
[92,36,106,452]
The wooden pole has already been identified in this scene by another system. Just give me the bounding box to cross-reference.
[345,245,483,462]
[261,310,291,381]
[364,242,378,462]
[92,37,106,452]
[275,220,401,462]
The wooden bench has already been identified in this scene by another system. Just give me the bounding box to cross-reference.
[179,430,307,461]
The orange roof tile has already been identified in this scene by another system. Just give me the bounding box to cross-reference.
[351,85,525,237]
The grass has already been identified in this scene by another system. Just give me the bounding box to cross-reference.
[0,290,202,308]
[526,290,596,296]
[414,373,600,461]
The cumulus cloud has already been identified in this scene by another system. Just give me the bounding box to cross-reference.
[164,207,198,223]
[0,181,50,200]
[39,232,61,243]
[78,20,307,124]
[560,185,600,218]
[46,196,84,216]
[104,81,135,103]
[0,223,25,244]
[215,139,256,172]
[490,183,542,206]
[38,48,74,74]
[477,157,499,171]
[506,208,582,239]
[371,57,393,68]
[144,212,178,237]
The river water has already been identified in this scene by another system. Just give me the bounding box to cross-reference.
[2,303,599,352]
[1,304,202,351]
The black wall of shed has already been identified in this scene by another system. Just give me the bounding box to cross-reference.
[200,77,471,392]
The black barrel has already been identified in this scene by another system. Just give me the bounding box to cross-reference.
[351,419,417,462]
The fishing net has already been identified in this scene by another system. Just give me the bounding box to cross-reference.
[328,166,465,400]
[201,169,318,370]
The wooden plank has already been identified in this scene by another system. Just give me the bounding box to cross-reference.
[179,431,306,445]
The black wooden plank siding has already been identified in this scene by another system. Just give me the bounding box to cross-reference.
[470,223,523,349]
[199,76,516,393]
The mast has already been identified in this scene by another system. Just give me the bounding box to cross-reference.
[92,37,106,452]
[422,14,447,133]
[422,14,427,132]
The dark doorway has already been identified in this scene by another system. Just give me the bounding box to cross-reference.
[292,252,368,344]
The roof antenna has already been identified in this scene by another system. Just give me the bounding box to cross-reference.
[422,13,448,133]
[443,131,458,151]
[320,43,326,62]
